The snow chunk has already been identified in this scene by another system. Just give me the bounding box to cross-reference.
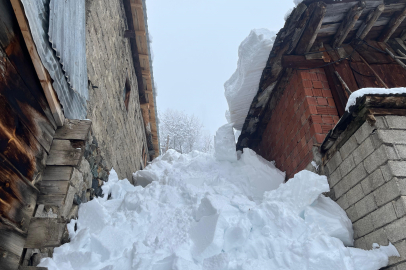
[305,195,354,246]
[214,123,237,162]
[346,87,406,112]
[224,29,275,130]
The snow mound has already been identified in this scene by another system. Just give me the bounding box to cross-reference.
[214,123,237,162]
[39,129,398,270]
[346,87,406,112]
[224,29,275,130]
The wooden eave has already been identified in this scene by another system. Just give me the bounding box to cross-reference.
[237,0,406,151]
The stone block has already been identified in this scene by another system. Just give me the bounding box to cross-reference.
[396,145,406,159]
[377,130,406,145]
[334,176,352,199]
[386,115,406,130]
[364,228,389,249]
[336,193,349,210]
[347,184,365,206]
[374,116,388,129]
[355,193,377,219]
[339,155,356,178]
[371,202,397,229]
[361,169,385,195]
[388,161,406,178]
[395,197,406,218]
[340,136,358,160]
[374,178,402,207]
[364,145,398,174]
[353,137,374,165]
[354,121,375,144]
[385,216,406,243]
[326,151,343,174]
[353,214,374,238]
[389,240,406,266]
[343,162,367,188]
[398,261,406,270]
[354,237,367,249]
[328,168,342,188]
[346,205,359,222]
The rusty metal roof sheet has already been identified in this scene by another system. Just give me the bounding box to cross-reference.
[20,0,87,119]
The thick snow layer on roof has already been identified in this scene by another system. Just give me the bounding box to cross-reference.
[224,29,276,130]
[346,87,406,111]
[39,124,399,270]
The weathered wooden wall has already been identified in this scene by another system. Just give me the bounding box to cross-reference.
[0,0,57,268]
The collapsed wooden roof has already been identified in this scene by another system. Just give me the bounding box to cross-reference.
[237,0,406,151]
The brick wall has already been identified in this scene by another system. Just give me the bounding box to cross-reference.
[85,0,148,181]
[324,116,406,269]
[255,68,339,178]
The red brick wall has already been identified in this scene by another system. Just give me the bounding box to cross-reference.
[255,68,339,179]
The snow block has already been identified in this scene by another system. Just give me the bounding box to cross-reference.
[214,124,237,162]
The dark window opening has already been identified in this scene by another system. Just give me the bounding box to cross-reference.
[124,78,131,112]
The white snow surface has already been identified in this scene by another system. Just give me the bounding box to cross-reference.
[346,87,406,112]
[39,126,399,270]
[224,29,275,130]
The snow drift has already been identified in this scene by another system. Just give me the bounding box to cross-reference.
[224,29,275,130]
[39,125,399,270]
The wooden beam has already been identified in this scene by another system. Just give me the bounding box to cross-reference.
[379,7,406,42]
[358,54,389,88]
[9,0,65,127]
[24,218,65,248]
[54,119,92,141]
[46,140,83,166]
[282,55,326,69]
[124,30,136,38]
[332,1,366,48]
[295,2,327,54]
[385,47,406,70]
[356,4,385,40]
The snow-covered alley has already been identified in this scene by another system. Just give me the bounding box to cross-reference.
[38,124,399,270]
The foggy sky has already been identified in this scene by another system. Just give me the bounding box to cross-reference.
[147,0,295,136]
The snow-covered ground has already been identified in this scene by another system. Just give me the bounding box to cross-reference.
[39,124,399,270]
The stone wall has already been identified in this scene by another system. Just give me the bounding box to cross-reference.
[323,116,406,269]
[85,0,148,181]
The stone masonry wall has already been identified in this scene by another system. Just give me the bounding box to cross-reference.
[324,116,406,269]
[85,0,148,181]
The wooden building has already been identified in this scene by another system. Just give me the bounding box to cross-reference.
[0,0,158,268]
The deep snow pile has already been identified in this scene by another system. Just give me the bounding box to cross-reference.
[39,126,399,270]
[346,87,406,111]
[224,29,275,130]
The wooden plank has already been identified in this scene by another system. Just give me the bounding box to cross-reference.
[37,194,65,206]
[0,222,26,270]
[0,154,38,232]
[9,0,65,127]
[281,55,326,68]
[378,6,406,42]
[353,41,393,64]
[356,4,385,40]
[24,218,65,248]
[324,65,346,116]
[370,108,406,115]
[295,1,327,54]
[46,140,83,166]
[19,267,48,270]
[0,0,56,130]
[39,181,69,195]
[43,166,73,181]
[0,46,54,153]
[332,1,366,48]
[54,120,92,141]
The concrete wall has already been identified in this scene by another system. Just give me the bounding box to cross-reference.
[324,116,406,269]
[85,0,148,181]
[254,68,339,178]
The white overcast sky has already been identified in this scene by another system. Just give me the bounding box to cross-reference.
[147,1,295,135]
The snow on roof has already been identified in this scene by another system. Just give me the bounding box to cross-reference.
[346,87,406,111]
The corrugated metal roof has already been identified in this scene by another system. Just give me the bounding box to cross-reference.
[20,0,87,120]
[49,0,88,101]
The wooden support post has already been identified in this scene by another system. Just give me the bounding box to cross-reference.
[9,0,65,127]
[379,7,406,42]
[24,218,65,248]
[335,71,352,96]
[332,1,366,48]
[295,2,327,54]
[356,4,385,40]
